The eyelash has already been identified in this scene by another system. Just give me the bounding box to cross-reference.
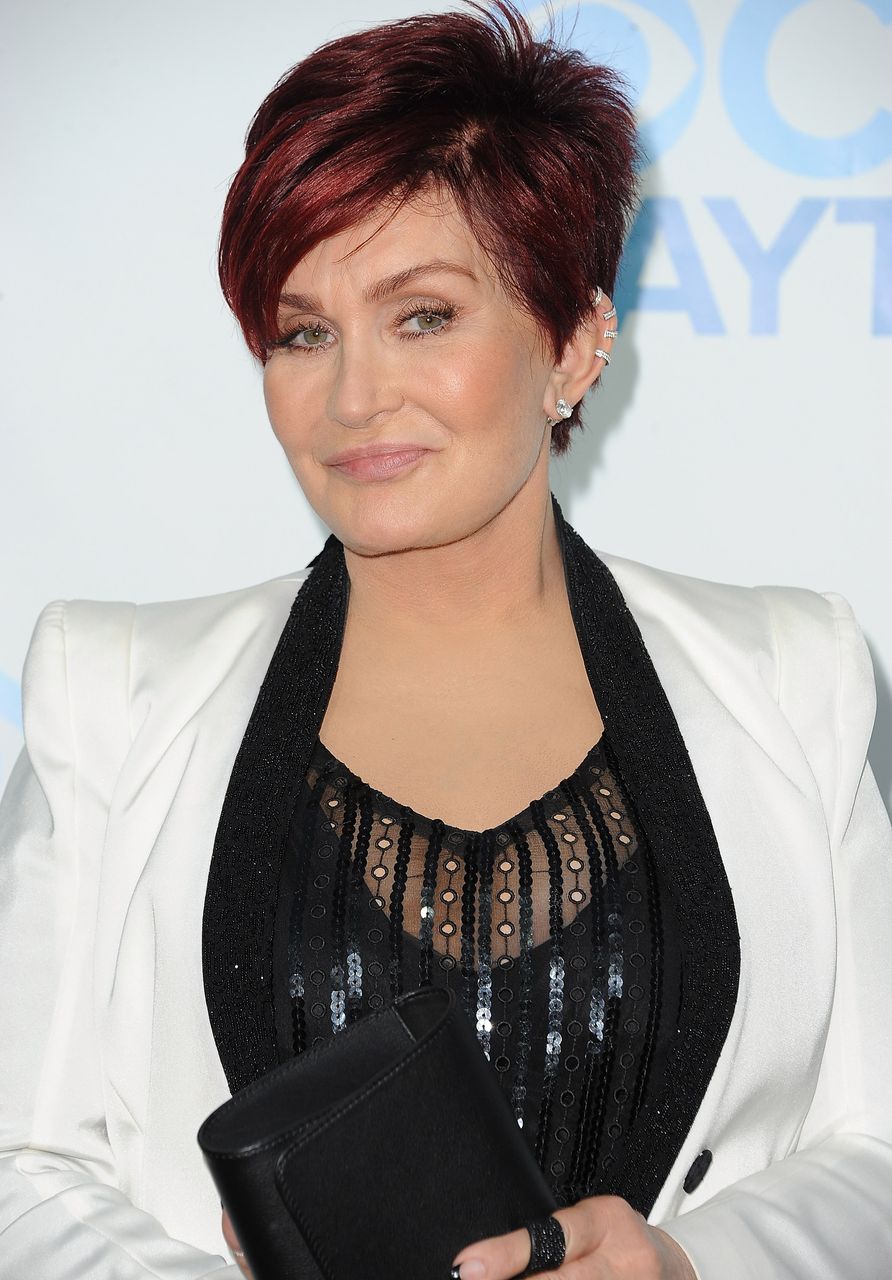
[270,301,458,355]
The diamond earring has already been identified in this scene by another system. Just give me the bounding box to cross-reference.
[555,399,573,418]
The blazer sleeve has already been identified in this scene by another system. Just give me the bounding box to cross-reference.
[0,601,240,1278]
[658,589,892,1279]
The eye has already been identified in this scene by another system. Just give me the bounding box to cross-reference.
[270,301,457,355]
[398,303,456,337]
[275,322,334,354]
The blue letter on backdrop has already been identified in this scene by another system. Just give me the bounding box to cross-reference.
[722,0,892,177]
[705,198,829,334]
[836,199,892,335]
[618,197,724,334]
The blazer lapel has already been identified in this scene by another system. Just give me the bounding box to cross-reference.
[202,528,350,1094]
[202,493,740,1215]
[553,500,740,1212]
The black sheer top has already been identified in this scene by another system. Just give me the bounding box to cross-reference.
[272,727,682,1208]
[203,498,740,1219]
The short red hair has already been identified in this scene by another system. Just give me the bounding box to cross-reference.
[219,0,640,454]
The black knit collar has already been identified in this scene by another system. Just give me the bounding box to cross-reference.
[202,492,740,1214]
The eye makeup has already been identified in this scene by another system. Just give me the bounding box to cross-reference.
[268,299,460,355]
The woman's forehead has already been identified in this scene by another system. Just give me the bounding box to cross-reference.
[278,198,501,304]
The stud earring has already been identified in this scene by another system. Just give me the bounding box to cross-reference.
[546,399,575,427]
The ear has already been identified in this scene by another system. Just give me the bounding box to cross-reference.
[543,289,617,420]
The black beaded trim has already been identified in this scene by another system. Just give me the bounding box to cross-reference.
[201,531,349,1091]
[201,493,740,1217]
[552,503,740,1213]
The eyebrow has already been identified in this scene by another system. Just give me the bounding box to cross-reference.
[277,259,479,313]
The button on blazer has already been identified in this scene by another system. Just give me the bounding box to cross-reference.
[1,537,891,1279]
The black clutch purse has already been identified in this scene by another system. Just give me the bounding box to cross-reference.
[197,984,557,1280]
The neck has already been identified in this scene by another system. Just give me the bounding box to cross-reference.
[340,476,566,639]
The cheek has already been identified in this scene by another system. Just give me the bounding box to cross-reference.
[423,338,542,446]
[263,364,311,458]
[262,365,288,439]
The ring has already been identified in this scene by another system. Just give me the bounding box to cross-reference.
[515,1213,567,1277]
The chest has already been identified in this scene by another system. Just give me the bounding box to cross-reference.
[318,621,605,832]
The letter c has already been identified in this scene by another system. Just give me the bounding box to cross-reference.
[722,0,892,176]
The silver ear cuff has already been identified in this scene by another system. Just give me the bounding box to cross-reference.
[545,288,617,428]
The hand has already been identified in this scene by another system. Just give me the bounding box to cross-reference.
[450,1195,697,1280]
[221,1207,254,1279]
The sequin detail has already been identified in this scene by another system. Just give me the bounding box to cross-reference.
[205,493,739,1222]
[278,730,675,1207]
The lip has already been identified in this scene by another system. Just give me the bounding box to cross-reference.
[328,447,431,482]
[326,442,432,466]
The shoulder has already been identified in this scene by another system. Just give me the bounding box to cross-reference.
[25,569,311,687]
[19,569,312,792]
[595,545,864,672]
[596,546,877,835]
[124,569,311,674]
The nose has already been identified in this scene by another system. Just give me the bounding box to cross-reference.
[327,332,403,430]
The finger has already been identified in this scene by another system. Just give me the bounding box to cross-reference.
[450,1200,607,1280]
[451,1197,631,1280]
[221,1207,239,1252]
[221,1207,253,1278]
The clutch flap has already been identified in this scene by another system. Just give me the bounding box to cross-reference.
[273,990,556,1280]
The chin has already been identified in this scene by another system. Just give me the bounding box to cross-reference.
[323,483,446,558]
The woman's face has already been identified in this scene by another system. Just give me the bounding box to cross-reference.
[262,189,567,556]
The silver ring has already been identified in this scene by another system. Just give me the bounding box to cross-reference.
[516,1214,567,1277]
[594,348,611,365]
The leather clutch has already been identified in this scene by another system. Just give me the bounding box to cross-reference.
[197,984,557,1280]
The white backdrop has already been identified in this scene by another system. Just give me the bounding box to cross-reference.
[3,0,890,811]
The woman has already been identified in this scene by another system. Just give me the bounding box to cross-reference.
[1,3,891,1278]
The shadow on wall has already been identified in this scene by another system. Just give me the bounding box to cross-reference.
[550,160,657,510]
[0,672,24,799]
[868,644,892,815]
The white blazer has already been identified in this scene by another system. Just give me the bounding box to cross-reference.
[1,546,891,1280]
